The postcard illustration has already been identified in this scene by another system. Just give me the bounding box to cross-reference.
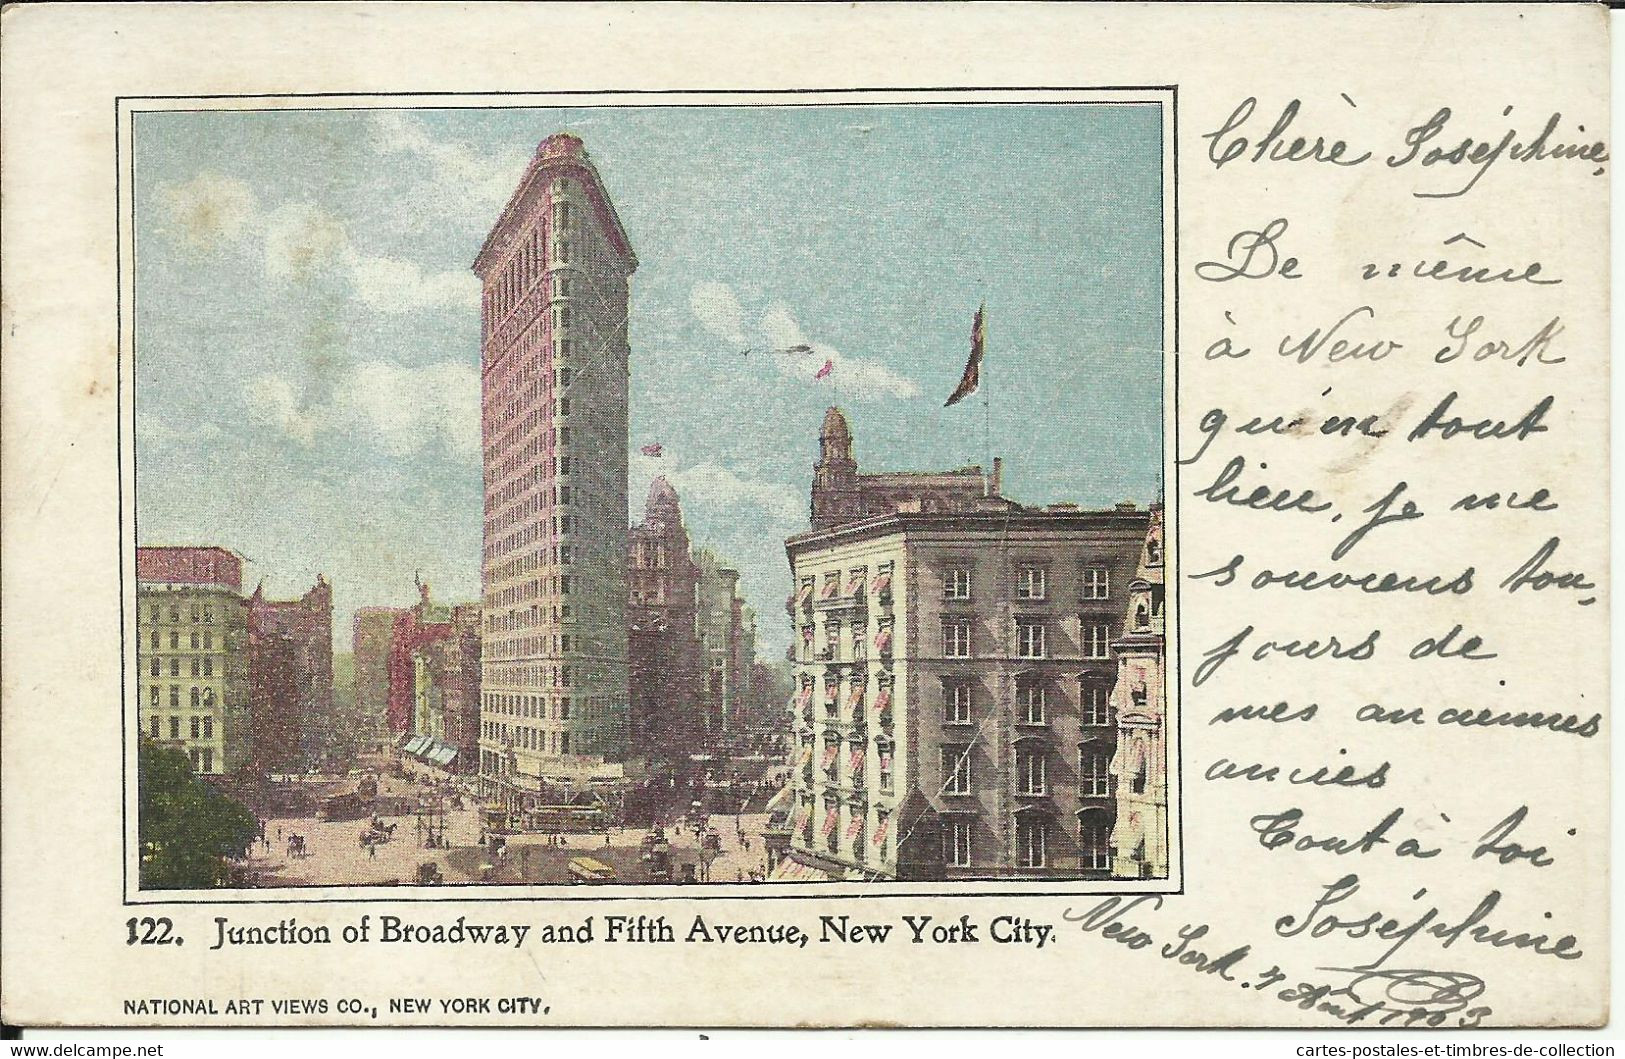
[129,98,1175,892]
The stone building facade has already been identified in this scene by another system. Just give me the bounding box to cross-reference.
[408,603,482,774]
[695,549,756,738]
[475,133,637,804]
[247,576,334,773]
[135,546,252,776]
[627,477,705,760]
[1108,504,1168,878]
[388,584,455,738]
[353,606,403,749]
[778,409,1151,881]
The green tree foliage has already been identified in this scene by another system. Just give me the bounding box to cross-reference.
[138,738,257,889]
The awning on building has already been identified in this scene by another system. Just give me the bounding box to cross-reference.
[871,572,892,595]
[844,814,865,840]
[794,686,812,710]
[820,579,839,600]
[790,805,809,833]
[403,735,430,757]
[796,746,814,771]
[769,856,829,882]
[821,807,840,837]
[764,787,792,814]
[796,584,814,607]
[847,685,865,709]
[874,689,892,712]
[844,573,866,595]
[848,747,865,772]
[873,629,893,653]
[872,814,891,845]
[430,745,459,767]
[820,745,839,770]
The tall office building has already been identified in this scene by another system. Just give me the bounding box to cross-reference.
[136,546,252,777]
[473,133,637,806]
[353,606,404,748]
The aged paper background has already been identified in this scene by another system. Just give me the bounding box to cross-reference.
[0,1,1610,1028]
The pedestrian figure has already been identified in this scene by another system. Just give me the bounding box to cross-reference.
[368,841,377,860]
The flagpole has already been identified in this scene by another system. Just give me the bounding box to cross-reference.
[983,306,991,497]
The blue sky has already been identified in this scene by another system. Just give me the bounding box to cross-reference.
[133,104,1164,656]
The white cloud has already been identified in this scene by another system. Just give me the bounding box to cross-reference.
[137,412,224,449]
[349,251,481,313]
[690,282,747,347]
[246,373,323,445]
[345,360,480,461]
[156,176,477,314]
[369,113,530,219]
[632,456,803,525]
[758,300,920,400]
[258,202,478,312]
[159,172,260,249]
[245,359,479,461]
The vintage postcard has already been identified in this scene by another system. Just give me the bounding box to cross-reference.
[0,0,1610,1030]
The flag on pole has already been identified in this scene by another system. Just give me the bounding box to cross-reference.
[944,304,985,407]
[640,443,664,457]
[814,358,834,380]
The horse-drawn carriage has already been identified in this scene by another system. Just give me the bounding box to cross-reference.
[360,817,398,847]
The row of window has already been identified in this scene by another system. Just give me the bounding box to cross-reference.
[147,684,216,709]
[946,563,1112,602]
[146,713,215,740]
[802,738,896,793]
[940,746,1118,799]
[484,193,581,327]
[483,720,570,755]
[797,617,894,661]
[484,691,571,720]
[942,676,1114,727]
[144,603,219,625]
[941,618,1114,660]
[148,656,215,678]
[942,819,1111,871]
[145,630,218,651]
[794,800,894,863]
[796,563,895,607]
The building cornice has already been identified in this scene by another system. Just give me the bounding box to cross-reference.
[785,508,1154,558]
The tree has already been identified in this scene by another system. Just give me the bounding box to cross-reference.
[138,738,258,889]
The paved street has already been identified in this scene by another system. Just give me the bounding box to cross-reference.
[239,771,778,887]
